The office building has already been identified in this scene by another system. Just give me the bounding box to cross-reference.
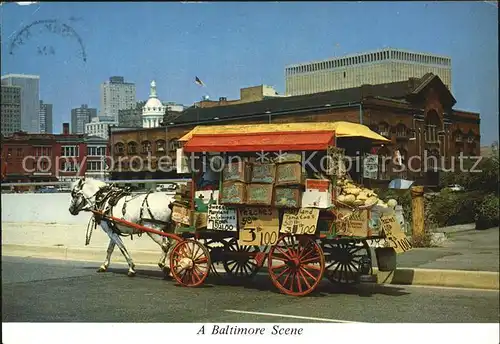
[1,85,22,136]
[1,74,40,133]
[118,101,146,128]
[85,116,117,140]
[285,48,452,96]
[100,76,136,121]
[71,104,97,134]
[39,100,53,134]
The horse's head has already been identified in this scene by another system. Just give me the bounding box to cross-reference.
[68,177,107,215]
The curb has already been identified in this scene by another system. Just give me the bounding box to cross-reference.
[2,244,499,291]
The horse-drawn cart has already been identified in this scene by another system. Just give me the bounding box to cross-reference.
[73,122,412,296]
[162,122,412,296]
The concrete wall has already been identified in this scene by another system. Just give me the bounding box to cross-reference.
[1,193,92,225]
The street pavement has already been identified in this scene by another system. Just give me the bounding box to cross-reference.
[2,256,499,323]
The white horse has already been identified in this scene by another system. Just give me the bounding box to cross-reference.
[68,177,177,277]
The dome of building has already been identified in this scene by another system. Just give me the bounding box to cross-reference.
[142,80,165,128]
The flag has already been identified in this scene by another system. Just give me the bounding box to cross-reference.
[195,76,205,87]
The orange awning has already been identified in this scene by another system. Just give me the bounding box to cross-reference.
[183,130,335,153]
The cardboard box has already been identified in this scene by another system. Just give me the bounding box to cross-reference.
[220,181,246,205]
[250,163,276,184]
[193,212,208,230]
[275,162,303,186]
[335,208,369,237]
[301,179,332,209]
[273,187,302,208]
[171,204,193,226]
[246,183,274,206]
[223,162,250,183]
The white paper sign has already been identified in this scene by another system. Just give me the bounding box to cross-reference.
[207,204,237,231]
[176,148,191,174]
[363,154,379,180]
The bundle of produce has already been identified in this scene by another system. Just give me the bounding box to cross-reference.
[335,177,380,209]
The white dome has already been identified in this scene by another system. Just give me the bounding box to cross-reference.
[144,97,163,110]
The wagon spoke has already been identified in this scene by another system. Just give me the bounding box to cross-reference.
[275,247,293,260]
[301,256,320,264]
[301,264,322,271]
[300,265,317,281]
[295,273,303,294]
[274,266,291,280]
[270,264,286,270]
[194,256,209,264]
[297,269,312,290]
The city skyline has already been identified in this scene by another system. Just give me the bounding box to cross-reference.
[1,2,497,143]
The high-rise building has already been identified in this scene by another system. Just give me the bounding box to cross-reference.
[71,104,97,134]
[100,76,136,122]
[285,48,452,96]
[1,74,40,133]
[39,100,53,134]
[1,85,22,136]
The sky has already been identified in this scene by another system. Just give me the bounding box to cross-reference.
[1,1,498,144]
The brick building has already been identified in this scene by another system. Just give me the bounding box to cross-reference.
[109,74,480,186]
[1,123,109,183]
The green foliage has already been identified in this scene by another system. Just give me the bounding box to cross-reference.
[429,190,484,227]
[475,194,500,230]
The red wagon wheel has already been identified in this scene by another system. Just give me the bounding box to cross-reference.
[169,239,211,287]
[268,234,325,296]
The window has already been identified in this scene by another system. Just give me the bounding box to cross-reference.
[396,124,407,137]
[425,111,441,143]
[156,139,166,152]
[86,161,103,172]
[114,142,125,154]
[61,146,78,157]
[169,138,181,151]
[127,141,137,154]
[141,140,152,153]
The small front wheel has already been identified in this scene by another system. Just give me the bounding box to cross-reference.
[169,239,211,287]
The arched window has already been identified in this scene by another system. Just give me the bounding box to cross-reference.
[378,122,390,137]
[396,123,407,138]
[141,140,152,154]
[156,139,166,152]
[425,110,441,143]
[169,138,181,151]
[114,142,125,155]
[454,130,463,143]
[127,141,138,154]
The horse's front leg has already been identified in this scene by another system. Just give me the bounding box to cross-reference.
[97,239,115,272]
[146,232,173,278]
[101,222,136,277]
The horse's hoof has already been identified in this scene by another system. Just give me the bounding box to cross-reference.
[162,267,172,279]
[97,267,107,273]
[127,271,136,277]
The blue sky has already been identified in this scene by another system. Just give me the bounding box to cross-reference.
[1,1,498,144]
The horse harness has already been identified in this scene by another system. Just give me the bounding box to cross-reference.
[86,186,170,244]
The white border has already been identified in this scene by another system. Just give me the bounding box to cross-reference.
[2,323,499,344]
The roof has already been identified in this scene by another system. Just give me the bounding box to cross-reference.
[183,130,335,153]
[171,74,452,125]
[180,121,389,143]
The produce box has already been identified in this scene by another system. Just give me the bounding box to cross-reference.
[273,187,302,208]
[250,163,276,184]
[220,181,247,205]
[171,203,193,226]
[223,162,251,183]
[275,162,303,186]
[246,183,274,206]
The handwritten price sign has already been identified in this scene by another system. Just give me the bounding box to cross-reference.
[280,208,320,235]
[238,226,279,246]
[380,215,412,253]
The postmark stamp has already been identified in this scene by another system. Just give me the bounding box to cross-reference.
[8,18,87,62]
